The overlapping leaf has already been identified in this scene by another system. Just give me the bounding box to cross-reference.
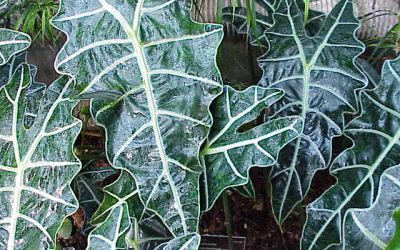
[200,86,302,210]
[52,0,223,240]
[88,170,195,249]
[258,0,367,224]
[0,63,81,249]
[0,2,30,67]
[222,0,276,47]
[74,165,117,232]
[302,56,400,249]
[343,166,400,249]
[0,29,30,66]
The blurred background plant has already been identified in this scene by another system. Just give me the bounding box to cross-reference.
[192,0,400,70]
[0,0,60,45]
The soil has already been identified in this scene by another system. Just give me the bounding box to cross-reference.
[199,167,336,250]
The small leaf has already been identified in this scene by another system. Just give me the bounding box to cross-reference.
[201,86,302,211]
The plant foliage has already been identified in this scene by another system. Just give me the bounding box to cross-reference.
[258,0,367,224]
[0,60,81,248]
[302,55,400,250]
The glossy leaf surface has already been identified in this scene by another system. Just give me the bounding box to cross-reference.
[344,166,400,250]
[201,86,302,210]
[0,1,30,67]
[302,56,400,249]
[258,0,367,224]
[0,64,81,249]
[53,0,223,239]
[88,170,196,250]
[0,29,30,66]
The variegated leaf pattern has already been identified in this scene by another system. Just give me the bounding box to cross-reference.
[344,166,400,250]
[0,1,30,66]
[0,29,30,66]
[201,86,302,210]
[88,170,195,249]
[0,11,30,67]
[0,64,81,249]
[154,233,200,250]
[52,0,223,239]
[258,0,367,224]
[302,56,400,249]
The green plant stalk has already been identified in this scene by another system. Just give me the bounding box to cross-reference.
[303,0,310,25]
[223,192,234,250]
[217,0,223,24]
[386,208,400,250]
[245,0,260,46]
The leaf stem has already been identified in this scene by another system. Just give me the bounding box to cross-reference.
[223,191,234,250]
[303,0,310,26]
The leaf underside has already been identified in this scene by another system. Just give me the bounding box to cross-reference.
[258,0,367,224]
[0,61,81,249]
[52,0,223,245]
[302,56,400,250]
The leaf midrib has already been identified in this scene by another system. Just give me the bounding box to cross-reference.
[306,113,400,250]
[97,0,188,234]
[7,72,72,248]
[275,0,353,223]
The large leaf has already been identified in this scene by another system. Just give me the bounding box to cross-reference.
[52,0,223,240]
[0,63,81,249]
[302,56,400,249]
[257,0,367,224]
[343,166,400,249]
[200,85,302,210]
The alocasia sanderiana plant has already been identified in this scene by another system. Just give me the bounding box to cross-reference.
[302,55,400,250]
[0,0,399,249]
[0,60,81,248]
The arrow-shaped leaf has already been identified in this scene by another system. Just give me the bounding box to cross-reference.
[0,64,81,249]
[258,0,367,224]
[201,86,302,210]
[52,0,223,239]
[302,56,400,249]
